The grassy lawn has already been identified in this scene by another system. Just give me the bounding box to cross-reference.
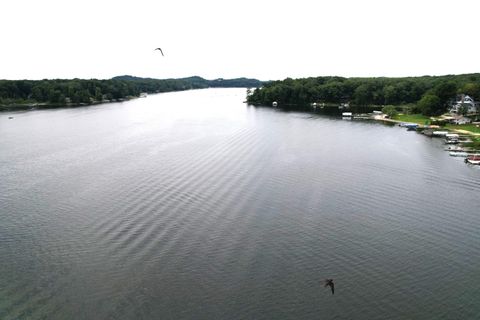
[445,123,480,134]
[391,114,480,135]
[392,114,430,125]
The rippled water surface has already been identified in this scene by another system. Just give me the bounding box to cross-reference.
[1,88,480,319]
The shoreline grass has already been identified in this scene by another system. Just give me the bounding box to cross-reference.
[392,113,480,135]
[392,114,430,125]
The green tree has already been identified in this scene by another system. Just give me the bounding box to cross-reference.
[383,85,398,104]
[433,81,457,105]
[31,86,44,101]
[381,105,398,118]
[323,81,344,102]
[95,87,103,101]
[461,82,480,99]
[417,94,441,116]
[353,84,370,106]
[458,105,469,116]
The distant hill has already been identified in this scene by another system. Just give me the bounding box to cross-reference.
[113,75,263,88]
[112,75,158,82]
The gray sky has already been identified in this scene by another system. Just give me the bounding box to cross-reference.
[1,0,479,81]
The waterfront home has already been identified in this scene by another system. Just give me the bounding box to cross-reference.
[450,94,477,114]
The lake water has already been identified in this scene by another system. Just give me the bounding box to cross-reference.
[1,88,480,320]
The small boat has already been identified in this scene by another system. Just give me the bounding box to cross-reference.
[465,154,480,165]
[445,146,465,151]
[445,139,459,144]
[432,131,449,137]
[353,115,371,120]
[399,122,417,128]
[398,122,419,131]
[466,159,480,165]
[445,133,459,144]
[342,112,352,120]
[449,151,469,157]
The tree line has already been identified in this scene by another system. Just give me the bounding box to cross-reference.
[247,74,480,115]
[0,76,262,108]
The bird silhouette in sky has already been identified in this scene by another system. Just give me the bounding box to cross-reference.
[155,48,164,56]
[324,279,334,295]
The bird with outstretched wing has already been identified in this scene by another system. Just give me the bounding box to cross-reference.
[324,279,334,295]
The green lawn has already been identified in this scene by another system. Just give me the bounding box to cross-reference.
[445,123,480,134]
[392,114,430,125]
[392,114,480,135]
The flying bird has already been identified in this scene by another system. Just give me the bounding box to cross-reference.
[324,279,334,295]
[155,48,164,56]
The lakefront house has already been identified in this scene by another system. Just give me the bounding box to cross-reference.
[449,94,478,114]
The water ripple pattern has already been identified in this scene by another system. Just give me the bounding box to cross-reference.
[1,88,480,320]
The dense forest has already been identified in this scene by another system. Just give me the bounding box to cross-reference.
[247,74,480,116]
[0,76,262,109]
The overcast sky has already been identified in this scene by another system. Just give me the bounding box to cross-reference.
[1,0,479,81]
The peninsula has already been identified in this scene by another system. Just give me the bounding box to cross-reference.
[247,73,480,147]
[0,75,263,110]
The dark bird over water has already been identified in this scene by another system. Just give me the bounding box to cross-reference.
[155,48,164,56]
[324,279,334,295]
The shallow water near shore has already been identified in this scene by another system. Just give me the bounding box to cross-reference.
[1,88,480,319]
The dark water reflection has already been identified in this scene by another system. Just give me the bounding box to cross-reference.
[1,88,479,319]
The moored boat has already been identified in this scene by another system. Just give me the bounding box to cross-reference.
[445,146,467,151]
[449,151,469,157]
[464,154,480,165]
[445,133,459,144]
[406,123,418,131]
[432,131,449,137]
[399,122,418,130]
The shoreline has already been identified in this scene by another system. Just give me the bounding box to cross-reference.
[0,97,137,112]
[4,96,480,139]
[374,116,480,137]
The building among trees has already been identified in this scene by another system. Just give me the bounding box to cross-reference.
[450,94,478,114]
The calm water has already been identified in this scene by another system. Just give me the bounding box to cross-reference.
[1,88,480,320]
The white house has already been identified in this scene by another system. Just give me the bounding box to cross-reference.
[450,94,477,114]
